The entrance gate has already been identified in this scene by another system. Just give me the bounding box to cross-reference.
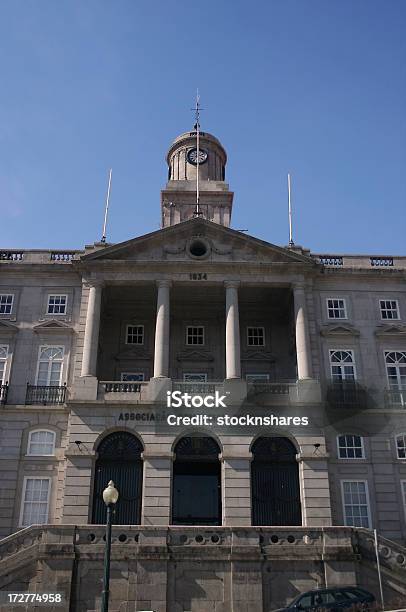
[92,431,143,525]
[251,436,301,526]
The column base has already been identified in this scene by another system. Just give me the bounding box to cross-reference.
[147,377,172,403]
[71,376,98,401]
[223,378,248,405]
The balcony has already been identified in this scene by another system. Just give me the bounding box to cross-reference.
[385,388,406,409]
[0,383,8,405]
[25,384,67,405]
[326,381,368,410]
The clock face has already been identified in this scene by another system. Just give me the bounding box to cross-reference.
[187,148,208,165]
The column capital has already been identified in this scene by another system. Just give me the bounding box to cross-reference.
[82,279,105,290]
[224,280,240,289]
[292,282,306,292]
[156,279,172,289]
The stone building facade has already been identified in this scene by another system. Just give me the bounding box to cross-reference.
[0,128,406,611]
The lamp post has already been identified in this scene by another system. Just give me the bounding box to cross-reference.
[101,480,119,612]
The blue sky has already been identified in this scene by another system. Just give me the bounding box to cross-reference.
[0,0,405,253]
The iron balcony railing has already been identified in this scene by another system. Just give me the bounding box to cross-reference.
[102,382,143,393]
[0,383,8,405]
[25,384,67,405]
[326,381,368,410]
[247,381,293,396]
[385,388,406,408]
[172,381,222,394]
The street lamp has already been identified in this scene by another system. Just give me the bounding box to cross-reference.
[101,480,119,612]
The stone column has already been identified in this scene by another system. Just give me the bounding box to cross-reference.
[293,283,313,380]
[81,281,103,377]
[153,280,171,378]
[225,281,241,379]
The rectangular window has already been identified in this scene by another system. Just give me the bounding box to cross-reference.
[126,325,144,345]
[186,326,205,345]
[120,372,144,382]
[396,435,406,459]
[36,346,64,386]
[183,373,207,382]
[47,295,67,315]
[247,327,265,346]
[329,350,356,380]
[337,435,364,459]
[401,481,406,523]
[246,374,270,383]
[327,298,347,319]
[28,431,56,456]
[20,477,50,527]
[0,294,13,315]
[341,480,371,528]
[380,299,400,320]
[0,345,8,384]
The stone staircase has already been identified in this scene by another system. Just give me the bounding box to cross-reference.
[0,525,405,611]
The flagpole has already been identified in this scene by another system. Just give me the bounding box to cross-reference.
[288,173,294,247]
[101,168,112,243]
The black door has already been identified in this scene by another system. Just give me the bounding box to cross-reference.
[251,437,301,526]
[92,431,143,525]
[172,436,221,525]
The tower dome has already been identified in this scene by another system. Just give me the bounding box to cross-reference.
[166,130,227,182]
[161,128,233,228]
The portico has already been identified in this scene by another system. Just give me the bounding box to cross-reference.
[73,273,316,401]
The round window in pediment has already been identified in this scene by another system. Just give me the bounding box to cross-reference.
[187,237,210,259]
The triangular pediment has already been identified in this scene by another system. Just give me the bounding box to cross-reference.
[0,320,18,334]
[241,350,276,361]
[114,348,152,360]
[33,320,73,333]
[320,324,360,337]
[80,218,315,267]
[375,324,406,337]
[176,349,214,362]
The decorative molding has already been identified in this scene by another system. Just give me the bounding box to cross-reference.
[320,324,360,337]
[176,349,214,362]
[375,324,406,338]
[163,243,186,254]
[211,240,232,255]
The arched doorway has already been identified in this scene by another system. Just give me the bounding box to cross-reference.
[92,431,143,525]
[172,436,221,525]
[251,436,301,526]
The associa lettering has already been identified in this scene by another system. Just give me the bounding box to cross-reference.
[118,412,162,422]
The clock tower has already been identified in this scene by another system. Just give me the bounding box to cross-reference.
[161,128,234,227]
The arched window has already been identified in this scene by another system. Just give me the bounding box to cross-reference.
[251,437,301,526]
[385,351,406,388]
[329,350,356,380]
[172,436,221,526]
[27,429,56,456]
[92,431,143,525]
[395,434,406,459]
[337,434,364,459]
